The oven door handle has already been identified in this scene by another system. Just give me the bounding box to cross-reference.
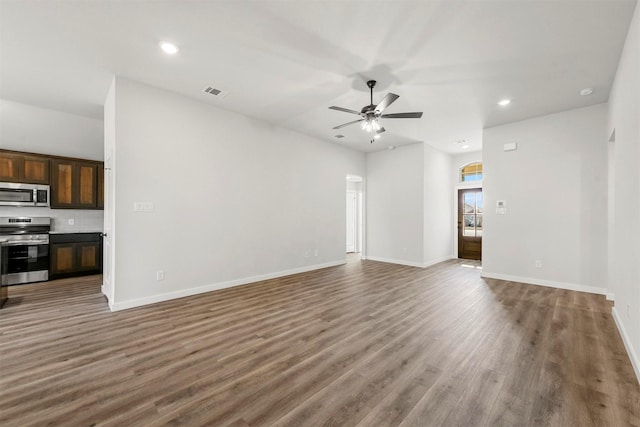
[2,240,49,246]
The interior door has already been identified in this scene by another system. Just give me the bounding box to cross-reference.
[458,188,483,260]
[346,190,356,253]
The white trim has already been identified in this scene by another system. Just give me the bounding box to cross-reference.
[612,306,640,385]
[364,255,454,269]
[481,271,607,295]
[101,284,110,301]
[364,256,425,268]
[109,260,346,312]
[423,255,455,268]
[606,292,615,301]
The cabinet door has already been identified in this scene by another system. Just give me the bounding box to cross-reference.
[0,152,24,182]
[50,243,77,275]
[23,155,50,184]
[0,152,50,184]
[76,242,101,272]
[51,160,75,207]
[76,162,98,208]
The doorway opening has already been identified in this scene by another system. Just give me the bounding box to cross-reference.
[346,174,363,256]
[458,188,482,260]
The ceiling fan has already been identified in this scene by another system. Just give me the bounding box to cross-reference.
[329,80,423,142]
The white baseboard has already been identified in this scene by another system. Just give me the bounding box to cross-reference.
[364,255,454,269]
[109,260,346,312]
[612,306,640,385]
[423,255,455,268]
[364,256,425,268]
[480,271,607,296]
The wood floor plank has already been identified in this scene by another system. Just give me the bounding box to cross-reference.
[0,256,638,426]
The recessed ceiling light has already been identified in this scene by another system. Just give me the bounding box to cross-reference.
[462,145,470,149]
[388,146,396,150]
[580,88,593,96]
[160,41,179,55]
[498,99,511,107]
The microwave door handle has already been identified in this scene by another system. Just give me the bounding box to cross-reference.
[33,188,37,206]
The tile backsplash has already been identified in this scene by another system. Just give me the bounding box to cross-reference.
[0,207,103,233]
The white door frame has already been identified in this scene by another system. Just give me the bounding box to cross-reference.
[346,190,357,253]
[346,175,365,258]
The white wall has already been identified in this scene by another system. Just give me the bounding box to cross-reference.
[0,98,104,229]
[482,104,608,294]
[0,99,103,160]
[366,144,425,266]
[424,144,453,265]
[607,2,640,382]
[108,77,365,309]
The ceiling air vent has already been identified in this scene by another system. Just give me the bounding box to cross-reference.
[334,134,345,139]
[202,85,228,99]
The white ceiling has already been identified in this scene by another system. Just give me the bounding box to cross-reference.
[0,0,636,153]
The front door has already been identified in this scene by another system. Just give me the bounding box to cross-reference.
[458,188,482,260]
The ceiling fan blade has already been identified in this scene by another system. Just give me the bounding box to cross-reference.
[333,119,364,130]
[375,93,399,113]
[376,127,386,134]
[329,106,361,115]
[381,112,423,119]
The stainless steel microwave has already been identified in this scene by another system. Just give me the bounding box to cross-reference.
[0,182,50,207]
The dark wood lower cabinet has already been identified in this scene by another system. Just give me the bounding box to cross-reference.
[50,233,102,279]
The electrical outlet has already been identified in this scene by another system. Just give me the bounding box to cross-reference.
[535,260,542,268]
[68,218,75,225]
[304,251,310,258]
[314,249,318,257]
[156,270,164,281]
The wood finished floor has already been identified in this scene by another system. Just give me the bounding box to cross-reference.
[1,257,639,426]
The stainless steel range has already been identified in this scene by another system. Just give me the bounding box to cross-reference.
[0,217,50,285]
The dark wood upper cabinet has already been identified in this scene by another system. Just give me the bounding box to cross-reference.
[51,159,99,209]
[0,151,50,184]
[1,149,103,210]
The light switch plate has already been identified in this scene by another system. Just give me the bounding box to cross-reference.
[134,202,154,212]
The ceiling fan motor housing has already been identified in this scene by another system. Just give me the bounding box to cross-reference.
[361,105,377,116]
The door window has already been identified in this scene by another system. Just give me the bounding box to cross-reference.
[462,190,483,237]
